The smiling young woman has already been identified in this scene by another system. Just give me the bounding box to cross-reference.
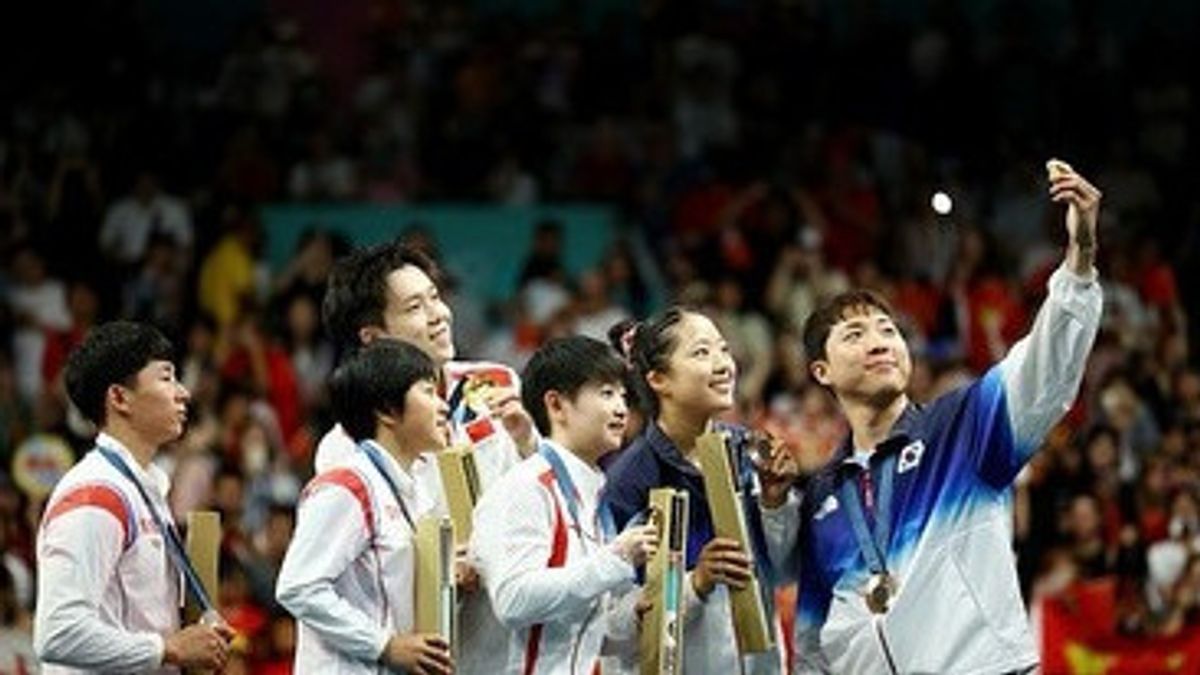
[603,307,784,674]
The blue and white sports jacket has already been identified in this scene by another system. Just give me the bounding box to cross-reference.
[762,265,1103,674]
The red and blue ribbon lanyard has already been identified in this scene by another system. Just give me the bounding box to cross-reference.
[446,376,474,429]
[839,452,897,579]
[358,441,416,531]
[96,445,216,614]
[538,441,616,544]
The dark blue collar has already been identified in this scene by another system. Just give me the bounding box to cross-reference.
[830,401,923,474]
[644,422,702,476]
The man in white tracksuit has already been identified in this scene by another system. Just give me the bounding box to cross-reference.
[314,239,535,673]
[314,239,533,484]
[35,321,230,673]
[757,160,1104,673]
[277,339,454,674]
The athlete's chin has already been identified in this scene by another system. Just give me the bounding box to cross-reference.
[165,420,186,441]
[434,341,456,363]
[865,386,906,408]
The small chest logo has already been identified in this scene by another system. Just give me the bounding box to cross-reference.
[814,494,840,521]
[897,440,926,474]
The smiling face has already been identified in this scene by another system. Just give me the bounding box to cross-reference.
[117,360,191,446]
[553,380,628,461]
[647,312,737,419]
[395,377,451,453]
[810,307,911,408]
[371,264,455,365]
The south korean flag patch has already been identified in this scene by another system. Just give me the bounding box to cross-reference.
[897,440,926,474]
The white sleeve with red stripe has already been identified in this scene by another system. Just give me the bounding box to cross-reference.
[472,474,634,629]
[34,484,165,671]
[275,476,392,664]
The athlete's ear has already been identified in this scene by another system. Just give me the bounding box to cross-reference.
[543,389,566,430]
[646,369,669,399]
[810,360,831,386]
[107,382,134,417]
[358,325,386,346]
[375,408,399,433]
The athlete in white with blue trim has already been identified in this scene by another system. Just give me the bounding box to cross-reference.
[757,159,1104,674]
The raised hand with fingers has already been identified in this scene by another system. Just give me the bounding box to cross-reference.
[483,384,537,455]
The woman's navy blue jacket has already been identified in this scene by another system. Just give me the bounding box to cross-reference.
[603,421,776,583]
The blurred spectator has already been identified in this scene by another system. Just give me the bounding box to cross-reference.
[766,242,848,335]
[122,234,187,335]
[270,229,344,313]
[1097,373,1162,482]
[709,276,773,412]
[4,244,70,403]
[1146,489,1200,634]
[516,221,572,335]
[947,227,1027,373]
[487,150,540,204]
[1063,493,1118,579]
[250,505,294,605]
[40,281,100,397]
[672,32,739,159]
[97,171,193,268]
[199,207,266,329]
[0,563,36,674]
[599,238,653,317]
[0,354,32,466]
[218,311,302,455]
[517,219,566,288]
[571,268,628,342]
[0,479,32,614]
[255,613,296,675]
[279,292,333,420]
[287,131,357,201]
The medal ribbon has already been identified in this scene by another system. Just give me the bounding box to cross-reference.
[358,440,417,531]
[96,446,217,614]
[538,441,616,542]
[839,452,897,575]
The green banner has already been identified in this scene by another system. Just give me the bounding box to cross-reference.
[262,204,618,303]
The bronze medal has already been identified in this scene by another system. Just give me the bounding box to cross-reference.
[864,572,898,614]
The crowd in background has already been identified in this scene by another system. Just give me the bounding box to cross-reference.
[2,0,1199,670]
